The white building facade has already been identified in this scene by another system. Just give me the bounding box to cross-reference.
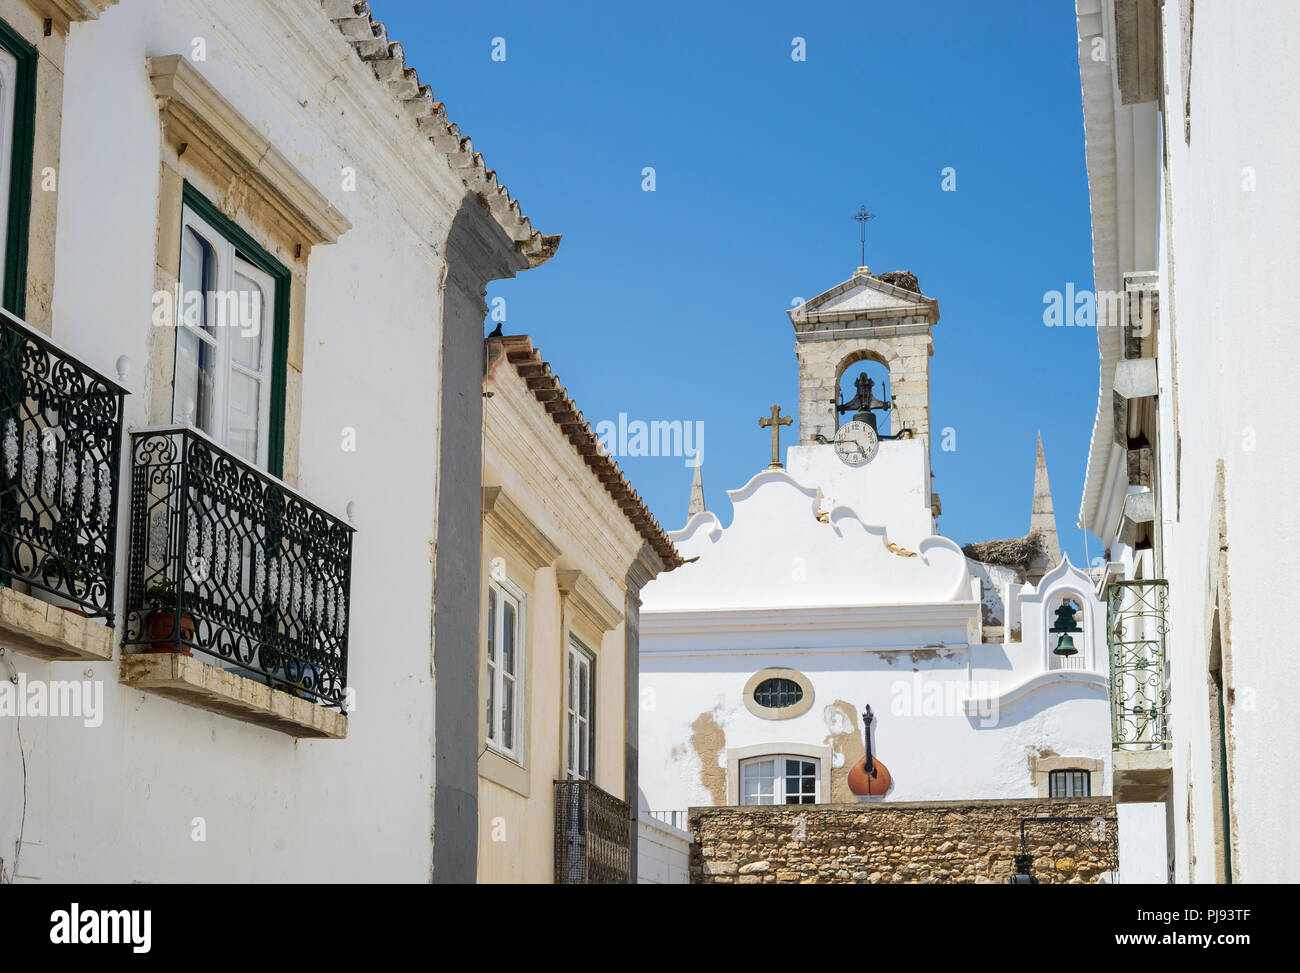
[1075,0,1300,882]
[638,270,1134,849]
[0,0,554,883]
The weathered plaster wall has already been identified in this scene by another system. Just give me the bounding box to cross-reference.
[641,647,1111,814]
[690,798,1119,884]
[0,0,517,883]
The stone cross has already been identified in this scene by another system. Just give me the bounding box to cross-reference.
[758,404,792,469]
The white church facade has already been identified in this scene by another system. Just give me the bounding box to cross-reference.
[638,269,1147,857]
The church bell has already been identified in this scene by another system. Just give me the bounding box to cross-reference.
[1050,599,1083,657]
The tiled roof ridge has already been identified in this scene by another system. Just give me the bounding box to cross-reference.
[322,1,560,268]
[491,334,683,570]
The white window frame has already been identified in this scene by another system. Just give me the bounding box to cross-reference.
[174,204,275,468]
[565,635,595,781]
[0,41,18,282]
[738,754,821,806]
[1048,768,1091,798]
[485,575,525,762]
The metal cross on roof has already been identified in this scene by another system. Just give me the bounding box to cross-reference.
[758,404,793,469]
[853,205,876,267]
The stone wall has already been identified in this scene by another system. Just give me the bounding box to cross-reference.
[689,798,1117,884]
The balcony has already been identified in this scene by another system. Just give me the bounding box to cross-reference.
[554,779,632,884]
[1107,578,1173,801]
[121,426,353,739]
[0,309,125,662]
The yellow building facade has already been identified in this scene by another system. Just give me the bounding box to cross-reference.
[477,334,678,883]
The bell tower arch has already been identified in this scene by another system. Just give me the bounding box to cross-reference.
[788,267,939,449]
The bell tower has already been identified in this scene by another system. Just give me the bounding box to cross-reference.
[787,267,939,449]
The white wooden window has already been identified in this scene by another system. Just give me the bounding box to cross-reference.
[0,41,18,285]
[566,636,594,780]
[174,205,275,467]
[485,578,523,760]
[1049,769,1091,798]
[740,755,819,805]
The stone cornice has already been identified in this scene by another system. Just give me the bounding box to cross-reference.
[626,543,665,602]
[148,54,352,248]
[789,268,939,329]
[481,486,561,572]
[641,601,979,644]
[29,0,117,33]
[556,568,623,635]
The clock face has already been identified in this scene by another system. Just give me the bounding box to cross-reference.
[833,420,879,466]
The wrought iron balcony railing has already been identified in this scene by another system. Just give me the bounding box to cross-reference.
[1107,579,1170,750]
[0,309,126,620]
[124,426,354,709]
[555,779,632,884]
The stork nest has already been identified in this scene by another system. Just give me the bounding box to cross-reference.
[875,270,921,294]
[962,529,1047,572]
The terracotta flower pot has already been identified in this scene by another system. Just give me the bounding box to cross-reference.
[144,610,196,655]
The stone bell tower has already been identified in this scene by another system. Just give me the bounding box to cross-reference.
[787,267,939,449]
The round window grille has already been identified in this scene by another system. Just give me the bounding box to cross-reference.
[753,677,804,709]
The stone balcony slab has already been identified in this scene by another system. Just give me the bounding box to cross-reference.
[0,587,115,663]
[120,653,347,739]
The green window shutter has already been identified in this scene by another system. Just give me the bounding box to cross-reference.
[0,19,37,318]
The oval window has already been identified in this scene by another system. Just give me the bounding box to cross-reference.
[753,678,804,709]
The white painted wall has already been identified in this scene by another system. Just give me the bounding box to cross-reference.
[640,436,1110,817]
[1117,803,1167,884]
[637,815,690,885]
[1156,0,1300,884]
[0,0,473,882]
[1077,0,1300,883]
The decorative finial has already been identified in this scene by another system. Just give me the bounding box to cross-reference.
[687,463,706,518]
[115,355,130,383]
[346,500,358,525]
[853,205,876,268]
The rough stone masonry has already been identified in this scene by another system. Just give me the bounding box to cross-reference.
[689,798,1118,884]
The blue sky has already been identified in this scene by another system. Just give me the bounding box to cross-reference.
[378,0,1102,564]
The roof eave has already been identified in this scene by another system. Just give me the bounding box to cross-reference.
[324,0,558,268]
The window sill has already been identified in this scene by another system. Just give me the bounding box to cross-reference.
[0,586,115,663]
[119,653,347,739]
[480,746,529,798]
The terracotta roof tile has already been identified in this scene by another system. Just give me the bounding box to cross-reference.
[490,335,682,570]
[321,0,559,268]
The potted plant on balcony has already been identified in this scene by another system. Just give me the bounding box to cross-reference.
[33,555,89,616]
[142,578,196,655]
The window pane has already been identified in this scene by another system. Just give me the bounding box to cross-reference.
[230,266,265,368]
[754,677,804,709]
[173,325,218,434]
[180,228,216,337]
[226,370,260,464]
[568,713,577,772]
[502,678,513,750]
[580,718,589,778]
[486,589,496,662]
[578,659,588,718]
[502,601,516,675]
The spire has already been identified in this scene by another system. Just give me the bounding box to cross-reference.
[688,463,706,518]
[1028,432,1061,581]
